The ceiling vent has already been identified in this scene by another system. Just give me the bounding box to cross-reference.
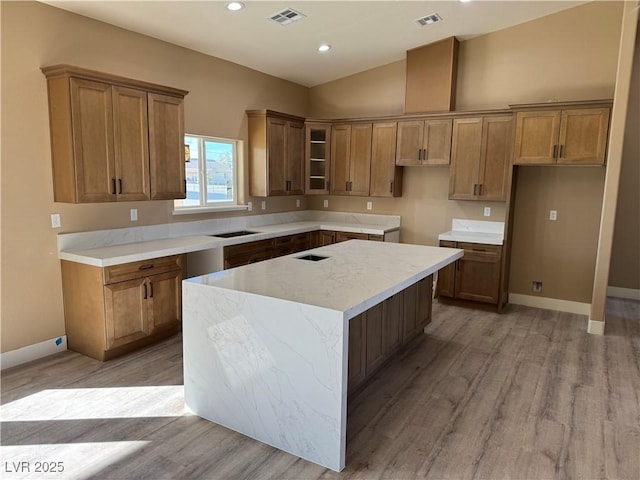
[270,8,306,25]
[416,13,443,26]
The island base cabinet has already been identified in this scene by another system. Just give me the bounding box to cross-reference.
[61,255,183,361]
[347,275,433,395]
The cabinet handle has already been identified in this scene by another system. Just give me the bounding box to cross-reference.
[390,181,393,193]
[418,149,422,161]
[553,144,558,159]
[286,180,291,191]
[473,184,478,195]
[118,179,123,194]
[349,181,353,191]
[111,178,116,195]
[143,283,148,299]
[479,184,484,195]
[559,145,564,158]
[326,180,330,191]
[138,264,154,270]
[149,282,154,298]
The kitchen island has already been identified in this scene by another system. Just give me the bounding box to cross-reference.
[182,240,462,472]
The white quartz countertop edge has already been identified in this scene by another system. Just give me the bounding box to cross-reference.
[438,231,504,245]
[59,221,400,267]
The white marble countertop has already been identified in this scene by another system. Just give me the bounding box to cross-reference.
[59,221,400,267]
[187,240,463,319]
[438,218,505,246]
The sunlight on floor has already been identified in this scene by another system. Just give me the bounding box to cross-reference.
[1,441,149,479]
[0,385,191,421]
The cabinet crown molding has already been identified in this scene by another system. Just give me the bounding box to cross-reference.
[509,99,613,110]
[41,64,189,98]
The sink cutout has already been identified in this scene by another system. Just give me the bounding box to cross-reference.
[211,230,260,238]
[297,254,329,262]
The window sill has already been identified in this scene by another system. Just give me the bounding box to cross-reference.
[172,205,249,216]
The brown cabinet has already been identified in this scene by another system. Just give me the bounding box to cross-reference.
[61,255,183,361]
[370,122,403,197]
[42,65,188,203]
[305,122,332,195]
[223,238,274,269]
[512,103,611,165]
[449,115,512,201]
[437,241,502,305]
[248,110,305,196]
[396,119,452,166]
[330,123,372,196]
[312,230,336,247]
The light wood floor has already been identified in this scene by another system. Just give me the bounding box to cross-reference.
[2,298,639,479]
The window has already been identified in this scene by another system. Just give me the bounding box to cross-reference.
[174,134,240,211]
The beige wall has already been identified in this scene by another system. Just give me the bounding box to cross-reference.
[0,1,308,352]
[609,26,640,291]
[308,1,623,305]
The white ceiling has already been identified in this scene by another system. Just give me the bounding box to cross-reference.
[43,1,587,87]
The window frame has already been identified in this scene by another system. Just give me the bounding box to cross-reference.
[174,133,245,214]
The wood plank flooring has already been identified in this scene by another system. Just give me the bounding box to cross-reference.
[2,298,639,479]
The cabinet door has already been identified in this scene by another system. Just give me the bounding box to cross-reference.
[478,116,512,201]
[69,78,116,203]
[148,93,186,200]
[348,312,367,394]
[112,86,150,201]
[558,108,609,165]
[513,111,561,164]
[436,248,456,299]
[396,121,423,166]
[330,124,351,195]
[417,276,433,328]
[286,121,305,194]
[314,230,336,247]
[148,270,181,334]
[266,116,287,195]
[423,119,453,165]
[384,292,403,355]
[402,282,419,344]
[449,118,483,200]
[370,122,401,197]
[104,277,149,349]
[455,243,502,304]
[349,123,373,196]
[365,303,386,375]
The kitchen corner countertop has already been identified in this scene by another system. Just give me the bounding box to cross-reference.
[58,221,400,267]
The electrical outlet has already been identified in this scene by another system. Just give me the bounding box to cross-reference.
[50,213,61,228]
[247,201,253,211]
[549,210,557,221]
[261,200,266,210]
[366,201,373,211]
[323,199,329,208]
[484,207,491,217]
[532,281,543,293]
[130,209,138,221]
[296,199,300,208]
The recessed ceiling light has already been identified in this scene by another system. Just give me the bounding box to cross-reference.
[226,2,244,11]
[459,0,472,3]
[318,44,332,52]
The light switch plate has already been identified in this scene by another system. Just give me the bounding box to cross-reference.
[50,213,61,229]
[323,199,329,208]
[484,207,491,217]
[130,209,138,221]
[247,201,253,211]
[296,199,300,208]
[366,201,373,211]
[261,201,266,210]
[550,210,557,221]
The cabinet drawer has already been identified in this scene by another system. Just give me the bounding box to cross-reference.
[104,255,183,285]
[368,234,384,242]
[335,232,369,242]
[458,243,501,262]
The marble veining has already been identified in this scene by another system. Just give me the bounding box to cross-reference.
[182,240,461,471]
[438,218,505,245]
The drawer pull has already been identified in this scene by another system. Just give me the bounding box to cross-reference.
[143,283,148,299]
[149,282,154,298]
[139,264,154,270]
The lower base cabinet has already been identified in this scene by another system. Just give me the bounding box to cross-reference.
[61,255,183,361]
[436,241,502,304]
[348,275,433,395]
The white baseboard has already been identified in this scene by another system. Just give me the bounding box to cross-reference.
[508,293,591,316]
[607,286,640,300]
[587,319,606,335]
[1,336,68,370]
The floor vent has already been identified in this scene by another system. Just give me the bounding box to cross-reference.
[270,8,306,25]
[416,13,443,26]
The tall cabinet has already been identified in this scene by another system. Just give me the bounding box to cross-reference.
[330,123,372,196]
[42,65,188,203]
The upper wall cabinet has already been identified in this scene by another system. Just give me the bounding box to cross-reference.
[331,123,372,196]
[42,65,188,203]
[305,122,332,195]
[512,100,612,165]
[449,115,513,201]
[370,122,402,197]
[396,119,452,166]
[248,110,305,197]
